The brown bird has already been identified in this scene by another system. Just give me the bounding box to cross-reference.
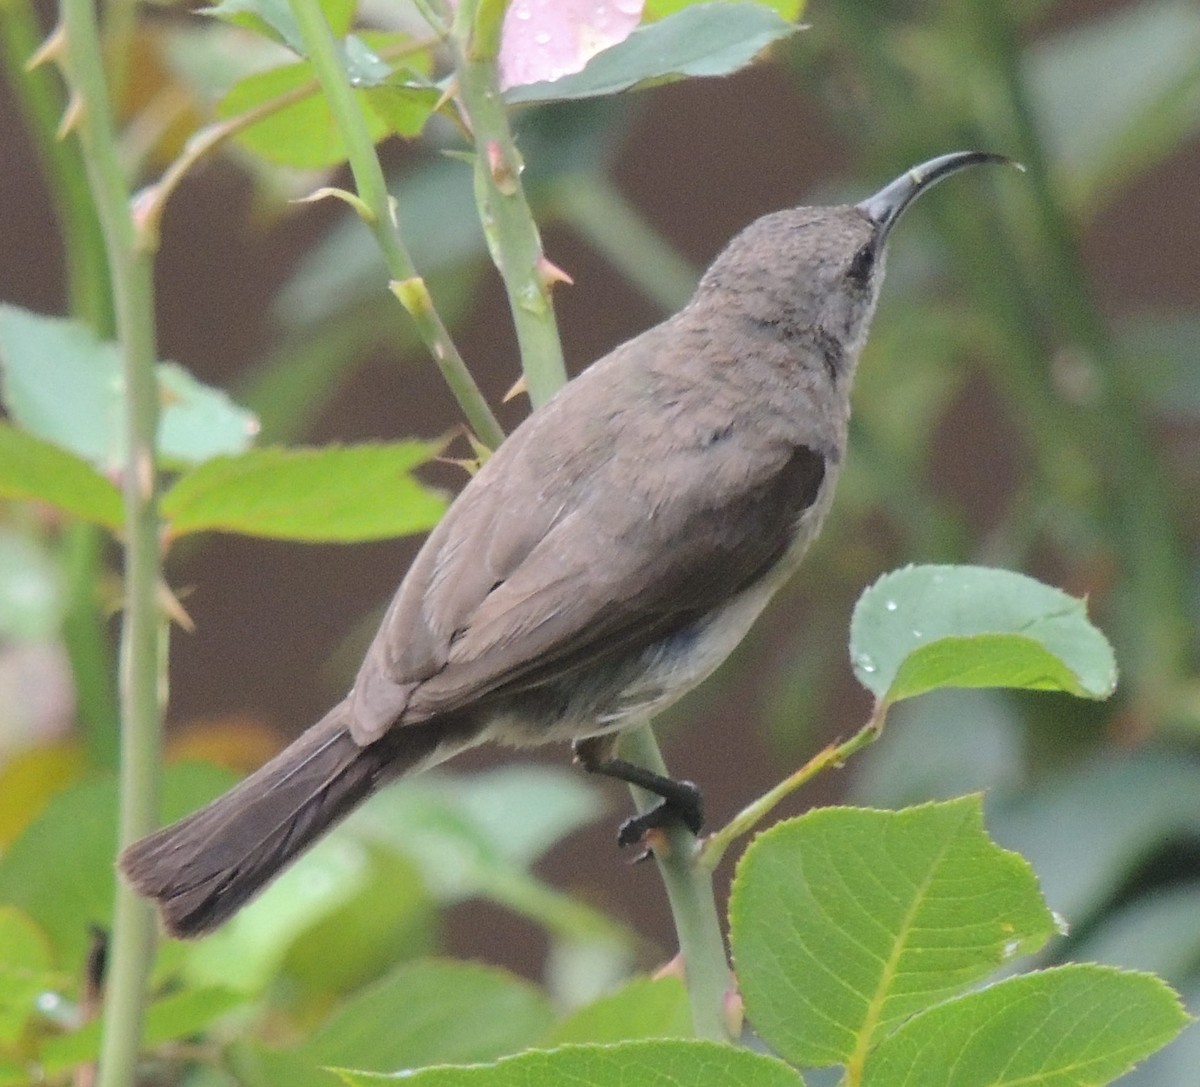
[122,151,1014,937]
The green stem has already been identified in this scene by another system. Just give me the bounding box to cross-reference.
[452,0,568,406]
[446,3,730,1038]
[0,0,111,330]
[59,0,163,1081]
[701,702,888,872]
[285,0,504,449]
[619,728,730,1041]
[2,0,122,768]
[62,524,121,770]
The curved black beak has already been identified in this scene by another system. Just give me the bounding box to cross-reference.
[856,151,1021,245]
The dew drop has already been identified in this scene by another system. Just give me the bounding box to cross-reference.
[855,653,876,675]
[513,4,532,18]
[885,600,898,612]
[1052,911,1071,937]
[533,30,551,45]
[1002,939,1020,959]
[911,628,923,639]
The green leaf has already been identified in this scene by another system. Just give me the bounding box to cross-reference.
[862,965,1188,1086]
[849,565,1117,703]
[346,770,623,954]
[300,960,554,1073]
[544,976,692,1045]
[729,797,1056,1068]
[160,443,447,542]
[218,60,437,168]
[281,848,435,996]
[0,907,60,1045]
[219,60,383,168]
[0,764,235,964]
[504,3,802,104]
[0,1061,30,1087]
[182,833,429,995]
[203,0,355,56]
[0,306,257,472]
[0,426,121,532]
[335,1039,805,1086]
[158,362,263,465]
[342,34,392,86]
[363,83,442,138]
[39,987,246,1072]
[352,767,604,899]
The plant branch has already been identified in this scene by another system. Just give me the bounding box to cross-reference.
[451,0,567,405]
[58,0,163,1081]
[700,701,889,872]
[446,2,730,1039]
[285,0,503,449]
[618,728,730,1041]
[135,34,440,247]
[4,0,123,768]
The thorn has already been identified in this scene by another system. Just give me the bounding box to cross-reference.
[652,952,686,983]
[26,23,66,71]
[502,373,528,403]
[536,256,574,291]
[436,454,484,477]
[131,185,164,253]
[291,186,374,224]
[433,76,458,115]
[464,429,494,464]
[159,580,196,633]
[57,92,84,141]
[486,139,518,195]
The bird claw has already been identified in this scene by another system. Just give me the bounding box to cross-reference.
[616,781,704,849]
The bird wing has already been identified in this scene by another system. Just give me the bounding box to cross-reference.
[347,341,828,743]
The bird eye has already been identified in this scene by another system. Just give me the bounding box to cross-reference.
[846,243,875,284]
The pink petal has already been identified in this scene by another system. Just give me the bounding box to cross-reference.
[498,0,645,89]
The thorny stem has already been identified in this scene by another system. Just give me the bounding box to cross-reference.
[286,0,504,449]
[57,0,165,1082]
[449,0,728,1040]
[451,0,568,405]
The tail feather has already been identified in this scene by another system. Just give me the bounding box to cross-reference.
[120,703,440,938]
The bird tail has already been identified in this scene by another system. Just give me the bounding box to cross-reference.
[120,703,445,938]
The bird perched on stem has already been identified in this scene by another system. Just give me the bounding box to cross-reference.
[123,151,1017,938]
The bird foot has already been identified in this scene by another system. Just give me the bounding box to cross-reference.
[616,781,704,849]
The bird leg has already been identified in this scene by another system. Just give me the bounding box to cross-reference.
[572,736,704,847]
